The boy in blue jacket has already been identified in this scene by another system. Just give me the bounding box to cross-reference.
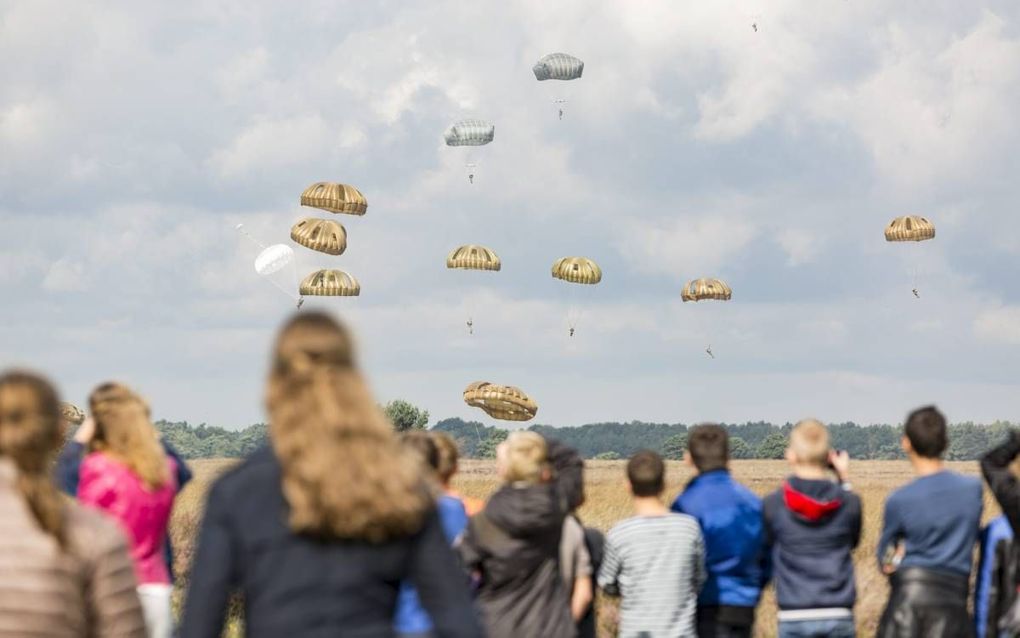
[672,424,769,638]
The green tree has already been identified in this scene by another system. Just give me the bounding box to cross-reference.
[384,400,429,432]
[594,451,621,461]
[756,433,788,459]
[660,434,688,461]
[478,429,509,459]
[728,436,753,460]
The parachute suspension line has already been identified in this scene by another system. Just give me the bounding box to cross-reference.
[235,223,266,250]
[237,224,301,304]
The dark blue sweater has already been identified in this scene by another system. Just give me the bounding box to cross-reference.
[877,470,982,577]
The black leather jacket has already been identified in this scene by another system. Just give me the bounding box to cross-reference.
[876,567,973,638]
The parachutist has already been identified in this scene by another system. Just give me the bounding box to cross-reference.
[468,173,474,184]
[296,297,305,309]
[706,345,715,359]
[569,327,575,338]
[467,319,474,335]
[558,108,564,120]
[912,288,920,299]
[752,22,758,32]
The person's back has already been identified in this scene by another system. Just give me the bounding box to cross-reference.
[672,424,766,637]
[975,515,1015,638]
[598,451,705,638]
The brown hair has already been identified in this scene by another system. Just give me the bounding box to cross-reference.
[687,424,728,473]
[500,431,548,484]
[431,431,460,484]
[790,419,830,466]
[89,383,170,490]
[904,406,947,459]
[0,371,68,549]
[627,450,665,497]
[267,312,430,543]
[402,430,439,473]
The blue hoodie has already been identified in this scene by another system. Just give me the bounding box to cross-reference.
[671,469,768,609]
[975,515,1013,638]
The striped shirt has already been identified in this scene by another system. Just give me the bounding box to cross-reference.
[598,513,705,638]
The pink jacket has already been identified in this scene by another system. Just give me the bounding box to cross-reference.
[79,452,178,585]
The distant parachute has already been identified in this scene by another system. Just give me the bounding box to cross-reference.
[551,257,602,285]
[533,53,584,81]
[463,381,538,422]
[236,224,302,306]
[447,245,501,271]
[443,120,495,147]
[300,182,367,216]
[254,244,295,276]
[681,278,732,302]
[291,218,347,256]
[299,269,361,297]
[885,216,935,242]
[60,402,85,426]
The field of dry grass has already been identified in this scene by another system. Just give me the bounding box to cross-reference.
[170,458,997,638]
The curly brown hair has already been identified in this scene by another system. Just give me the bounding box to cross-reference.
[89,382,170,490]
[267,312,431,543]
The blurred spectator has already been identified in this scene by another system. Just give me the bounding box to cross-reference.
[432,430,484,517]
[974,514,1014,638]
[560,513,595,637]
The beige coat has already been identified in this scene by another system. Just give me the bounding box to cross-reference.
[0,459,147,637]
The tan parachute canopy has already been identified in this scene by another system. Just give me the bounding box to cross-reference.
[300,182,368,216]
[681,278,732,302]
[551,257,602,285]
[463,381,538,422]
[299,269,360,297]
[291,218,347,256]
[447,245,501,271]
[885,216,935,242]
[60,402,85,426]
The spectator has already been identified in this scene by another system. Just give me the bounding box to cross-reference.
[458,431,585,638]
[762,419,860,638]
[432,430,485,517]
[0,370,146,637]
[598,450,706,638]
[181,312,481,638]
[78,382,179,638]
[395,430,471,637]
[982,427,1020,536]
[974,514,1014,638]
[672,424,768,638]
[876,406,982,638]
[560,512,595,637]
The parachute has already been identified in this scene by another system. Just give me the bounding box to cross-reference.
[60,402,85,426]
[254,244,295,276]
[552,257,602,285]
[236,225,302,306]
[463,381,538,422]
[300,182,368,216]
[291,218,347,256]
[681,278,732,302]
[447,245,501,271]
[299,269,361,297]
[443,120,495,146]
[885,216,935,242]
[533,53,584,81]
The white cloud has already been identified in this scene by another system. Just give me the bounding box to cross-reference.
[775,228,821,266]
[42,258,87,292]
[206,114,332,180]
[975,306,1020,345]
[619,215,757,277]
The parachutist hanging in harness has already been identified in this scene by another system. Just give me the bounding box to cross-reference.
[752,23,758,32]
[466,319,474,335]
[569,327,575,338]
[912,288,920,299]
[559,108,564,120]
[705,345,715,359]
[297,297,305,309]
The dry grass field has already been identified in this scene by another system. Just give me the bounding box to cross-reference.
[169,458,997,638]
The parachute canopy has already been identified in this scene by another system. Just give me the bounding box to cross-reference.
[533,53,584,81]
[885,216,935,242]
[254,244,295,276]
[300,182,368,216]
[552,257,602,285]
[463,381,538,422]
[299,269,360,297]
[60,402,85,426]
[681,278,732,302]
[291,218,347,256]
[447,245,501,271]
[444,120,495,147]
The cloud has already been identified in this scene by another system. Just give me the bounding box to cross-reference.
[775,228,821,266]
[42,258,88,293]
[618,214,757,277]
[975,306,1020,345]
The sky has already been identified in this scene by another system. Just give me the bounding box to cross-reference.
[2,0,1020,429]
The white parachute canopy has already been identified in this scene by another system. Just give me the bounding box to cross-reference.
[254,244,295,276]
[533,53,584,81]
[443,120,495,146]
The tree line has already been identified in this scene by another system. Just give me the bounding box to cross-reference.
[153,404,1017,461]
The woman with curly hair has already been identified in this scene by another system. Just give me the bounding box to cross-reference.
[181,312,482,638]
[78,382,179,638]
[0,370,147,637]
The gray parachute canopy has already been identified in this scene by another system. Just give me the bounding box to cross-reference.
[443,120,495,146]
[533,53,584,81]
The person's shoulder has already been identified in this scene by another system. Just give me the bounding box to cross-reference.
[437,493,467,518]
[65,500,131,559]
[208,446,278,503]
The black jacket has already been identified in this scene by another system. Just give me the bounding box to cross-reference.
[762,477,862,611]
[458,438,584,638]
[982,431,1020,536]
[179,447,482,638]
[876,567,973,638]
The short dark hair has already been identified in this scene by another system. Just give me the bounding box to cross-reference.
[627,450,665,497]
[687,424,728,472]
[402,430,440,471]
[904,406,947,459]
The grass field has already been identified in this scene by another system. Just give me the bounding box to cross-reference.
[169,458,997,638]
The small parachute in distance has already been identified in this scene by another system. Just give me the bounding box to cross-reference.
[463,381,538,422]
[300,182,367,216]
[60,402,85,426]
[299,269,361,297]
[447,245,501,271]
[444,120,495,146]
[533,53,584,81]
[254,244,295,276]
[885,216,935,242]
[551,257,602,285]
[681,278,732,302]
[291,218,347,256]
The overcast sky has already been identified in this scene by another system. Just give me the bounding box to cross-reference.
[3,0,1020,429]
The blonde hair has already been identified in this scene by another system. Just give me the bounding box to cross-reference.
[0,371,68,550]
[790,419,830,466]
[89,383,170,490]
[267,312,430,543]
[431,431,460,484]
[501,431,548,484]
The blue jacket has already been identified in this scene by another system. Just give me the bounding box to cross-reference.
[671,469,768,608]
[395,494,470,634]
[975,515,1014,638]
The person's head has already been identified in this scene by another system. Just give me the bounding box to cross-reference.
[0,370,68,549]
[267,312,430,543]
[686,424,728,473]
[902,405,947,459]
[431,431,460,487]
[496,431,548,484]
[89,382,169,490]
[401,430,439,475]
[786,419,830,468]
[627,450,665,498]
